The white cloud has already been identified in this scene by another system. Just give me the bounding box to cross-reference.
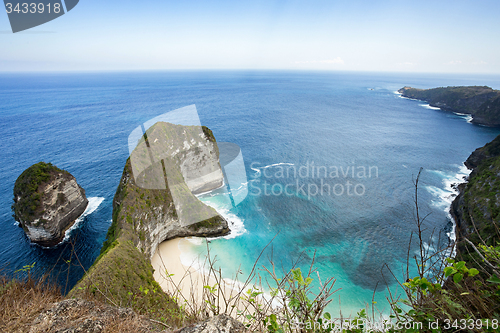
[396,62,417,67]
[446,60,462,65]
[292,57,345,65]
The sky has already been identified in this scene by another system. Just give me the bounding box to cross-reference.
[1,0,499,73]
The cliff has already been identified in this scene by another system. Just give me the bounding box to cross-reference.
[69,123,229,321]
[450,134,500,262]
[398,86,500,127]
[12,162,88,247]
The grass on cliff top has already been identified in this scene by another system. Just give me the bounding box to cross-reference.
[12,161,69,223]
[0,271,168,333]
[0,271,62,332]
[86,157,223,328]
[403,85,497,98]
[463,156,500,247]
[69,238,184,327]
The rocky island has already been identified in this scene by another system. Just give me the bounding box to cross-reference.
[12,162,88,247]
[398,85,500,127]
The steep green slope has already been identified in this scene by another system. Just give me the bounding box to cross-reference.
[69,123,229,326]
[451,134,500,265]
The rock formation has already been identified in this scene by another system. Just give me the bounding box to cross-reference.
[398,86,500,127]
[70,123,229,315]
[122,122,229,259]
[29,299,158,333]
[12,162,88,247]
[175,315,246,333]
[450,134,500,259]
[29,299,244,333]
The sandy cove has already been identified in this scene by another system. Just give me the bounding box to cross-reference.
[151,238,259,315]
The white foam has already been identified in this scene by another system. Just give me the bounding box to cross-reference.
[419,103,441,110]
[218,206,246,239]
[185,237,204,246]
[425,166,471,246]
[62,197,105,243]
[453,112,473,123]
[198,189,247,239]
[177,239,281,309]
[398,95,420,101]
[415,241,436,258]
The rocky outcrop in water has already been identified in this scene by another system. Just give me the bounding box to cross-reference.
[12,162,88,247]
[398,86,500,127]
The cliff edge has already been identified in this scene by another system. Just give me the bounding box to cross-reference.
[12,162,88,247]
[69,123,229,321]
[398,86,500,127]
[450,134,500,262]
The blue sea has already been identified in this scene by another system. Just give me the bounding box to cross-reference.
[1,71,500,315]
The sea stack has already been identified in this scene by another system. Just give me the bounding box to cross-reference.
[12,162,88,247]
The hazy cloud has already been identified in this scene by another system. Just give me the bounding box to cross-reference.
[292,57,345,65]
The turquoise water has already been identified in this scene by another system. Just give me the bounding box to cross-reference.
[1,71,500,312]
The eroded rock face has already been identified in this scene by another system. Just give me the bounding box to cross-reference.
[29,299,159,333]
[175,315,246,333]
[12,162,88,247]
[30,299,244,333]
[113,150,229,259]
[103,123,229,260]
[450,134,500,240]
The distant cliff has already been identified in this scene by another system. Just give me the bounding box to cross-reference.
[451,134,500,262]
[70,123,229,315]
[12,162,88,247]
[398,86,500,127]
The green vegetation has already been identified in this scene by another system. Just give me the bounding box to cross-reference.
[72,158,181,325]
[0,268,62,332]
[202,125,216,142]
[7,126,500,332]
[12,162,67,223]
[69,239,182,326]
[71,151,226,327]
[462,156,500,244]
[399,86,500,126]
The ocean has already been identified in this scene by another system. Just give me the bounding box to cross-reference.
[1,71,500,315]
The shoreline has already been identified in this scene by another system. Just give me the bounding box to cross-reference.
[151,238,253,314]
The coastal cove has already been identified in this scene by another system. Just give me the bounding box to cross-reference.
[2,71,500,316]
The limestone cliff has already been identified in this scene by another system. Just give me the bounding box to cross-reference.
[398,86,500,127]
[70,123,229,314]
[450,135,500,260]
[12,162,88,247]
[121,122,229,259]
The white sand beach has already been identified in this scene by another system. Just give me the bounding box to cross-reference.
[151,238,254,314]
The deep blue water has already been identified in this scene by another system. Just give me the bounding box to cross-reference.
[1,71,500,312]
